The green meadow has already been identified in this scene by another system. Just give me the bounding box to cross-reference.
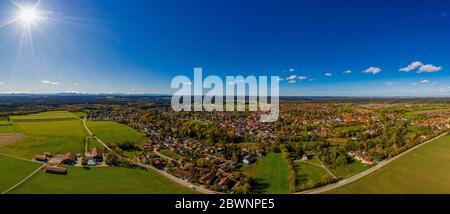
[11,166,198,194]
[0,122,19,133]
[86,121,147,147]
[328,134,450,193]
[242,153,290,194]
[330,160,370,179]
[0,111,86,158]
[10,111,78,120]
[0,154,42,193]
[294,161,329,191]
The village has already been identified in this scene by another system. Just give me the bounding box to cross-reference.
[85,101,450,193]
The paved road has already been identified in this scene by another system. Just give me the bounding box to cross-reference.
[82,118,220,194]
[299,132,449,194]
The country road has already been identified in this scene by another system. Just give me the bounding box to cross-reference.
[1,164,44,194]
[81,117,220,194]
[299,132,449,194]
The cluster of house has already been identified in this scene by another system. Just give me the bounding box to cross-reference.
[174,148,265,191]
[419,117,450,131]
[139,152,171,169]
[34,152,77,165]
[138,137,267,192]
[81,147,104,166]
[34,147,104,172]
[217,112,275,140]
[173,166,241,191]
[348,150,374,165]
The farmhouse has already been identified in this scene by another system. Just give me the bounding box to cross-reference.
[92,147,103,162]
[44,152,52,158]
[34,155,48,162]
[61,152,77,165]
[43,165,67,175]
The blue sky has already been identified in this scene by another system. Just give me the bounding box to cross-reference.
[0,0,449,96]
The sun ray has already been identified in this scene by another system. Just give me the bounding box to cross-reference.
[0,18,19,28]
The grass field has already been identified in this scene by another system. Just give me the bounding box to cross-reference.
[86,121,147,147]
[294,161,329,191]
[241,153,290,194]
[10,111,77,120]
[0,154,42,193]
[0,123,19,133]
[11,166,199,194]
[87,136,105,150]
[328,134,450,193]
[330,160,370,179]
[0,111,86,158]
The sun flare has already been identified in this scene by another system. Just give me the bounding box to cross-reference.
[17,7,44,26]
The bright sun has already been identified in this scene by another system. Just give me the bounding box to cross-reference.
[17,7,44,26]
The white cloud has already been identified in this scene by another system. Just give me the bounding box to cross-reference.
[418,64,443,73]
[324,72,332,77]
[362,67,381,74]
[343,70,352,74]
[399,61,442,73]
[399,61,423,72]
[432,81,439,85]
[410,82,418,85]
[420,80,430,84]
[42,80,60,85]
[286,75,297,81]
[385,81,400,86]
[288,80,296,84]
[289,68,295,72]
[298,76,307,80]
[276,77,284,82]
[0,82,4,85]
